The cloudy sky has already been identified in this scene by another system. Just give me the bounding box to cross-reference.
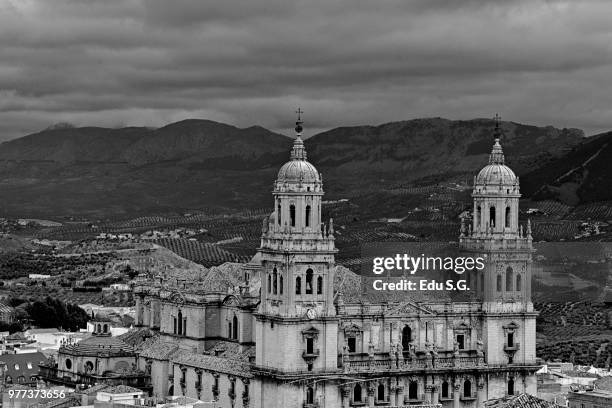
[1,0,611,141]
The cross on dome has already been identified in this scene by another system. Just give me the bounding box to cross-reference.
[291,108,307,160]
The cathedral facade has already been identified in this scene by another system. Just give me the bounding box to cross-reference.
[132,117,539,408]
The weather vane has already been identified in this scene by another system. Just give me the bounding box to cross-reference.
[296,107,303,122]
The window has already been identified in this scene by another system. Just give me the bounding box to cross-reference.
[508,378,515,395]
[464,380,472,398]
[290,204,296,227]
[177,311,183,335]
[506,267,513,292]
[516,274,522,291]
[353,384,362,403]
[347,337,356,353]
[489,206,496,228]
[505,206,511,228]
[456,334,465,350]
[280,275,284,295]
[306,386,314,404]
[27,363,32,369]
[507,332,514,348]
[306,338,314,354]
[305,205,311,227]
[14,363,19,370]
[267,274,271,293]
[85,361,94,372]
[408,381,418,400]
[103,324,108,333]
[296,276,302,294]
[476,206,481,228]
[182,317,187,335]
[273,268,278,295]
[317,276,323,295]
[402,326,412,350]
[441,381,449,398]
[5,375,12,384]
[277,202,281,225]
[65,359,72,370]
[497,274,502,292]
[232,315,238,340]
[306,269,313,294]
[377,383,385,401]
[17,376,25,384]
[173,317,177,334]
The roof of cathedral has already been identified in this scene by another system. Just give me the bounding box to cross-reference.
[484,393,563,408]
[173,352,253,378]
[138,337,180,360]
[595,376,612,391]
[118,327,158,349]
[61,334,135,356]
[205,340,255,362]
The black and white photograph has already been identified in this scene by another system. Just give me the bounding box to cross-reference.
[0,1,611,408]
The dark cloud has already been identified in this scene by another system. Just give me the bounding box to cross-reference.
[1,0,611,141]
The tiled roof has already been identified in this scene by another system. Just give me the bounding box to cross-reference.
[61,334,135,356]
[0,352,46,382]
[173,352,253,378]
[205,341,255,362]
[0,302,14,313]
[118,327,158,349]
[484,393,563,408]
[594,376,612,391]
[6,331,28,341]
[138,337,180,360]
[100,385,144,394]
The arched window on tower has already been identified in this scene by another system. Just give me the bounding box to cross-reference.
[506,267,514,292]
[295,276,301,295]
[306,387,314,404]
[464,380,472,398]
[497,274,502,292]
[177,310,183,335]
[267,274,272,293]
[516,274,522,291]
[476,206,481,229]
[408,381,418,400]
[490,206,496,228]
[290,204,296,227]
[402,326,412,350]
[377,383,385,401]
[232,315,238,340]
[306,269,313,294]
[353,384,362,403]
[305,205,311,227]
[508,377,515,395]
[273,268,278,295]
[280,275,284,295]
[277,201,281,225]
[441,381,449,399]
[317,276,323,294]
[505,206,511,228]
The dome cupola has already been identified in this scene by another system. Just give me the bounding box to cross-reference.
[275,114,322,189]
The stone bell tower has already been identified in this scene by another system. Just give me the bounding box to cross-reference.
[254,112,339,407]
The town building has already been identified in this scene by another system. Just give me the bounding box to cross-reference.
[127,116,540,407]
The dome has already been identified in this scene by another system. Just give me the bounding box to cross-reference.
[475,163,517,185]
[276,132,321,184]
[277,159,320,183]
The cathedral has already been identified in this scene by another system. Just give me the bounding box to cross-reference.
[131,116,539,407]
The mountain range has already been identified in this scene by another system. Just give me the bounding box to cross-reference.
[0,117,601,218]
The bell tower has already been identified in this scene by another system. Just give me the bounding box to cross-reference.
[460,116,536,371]
[254,112,338,398]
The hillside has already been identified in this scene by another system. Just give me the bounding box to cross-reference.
[0,118,585,218]
[521,131,612,205]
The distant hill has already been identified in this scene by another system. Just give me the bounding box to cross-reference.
[0,118,586,218]
[521,131,612,205]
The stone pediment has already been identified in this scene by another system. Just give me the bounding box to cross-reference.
[384,301,435,317]
[342,323,362,336]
